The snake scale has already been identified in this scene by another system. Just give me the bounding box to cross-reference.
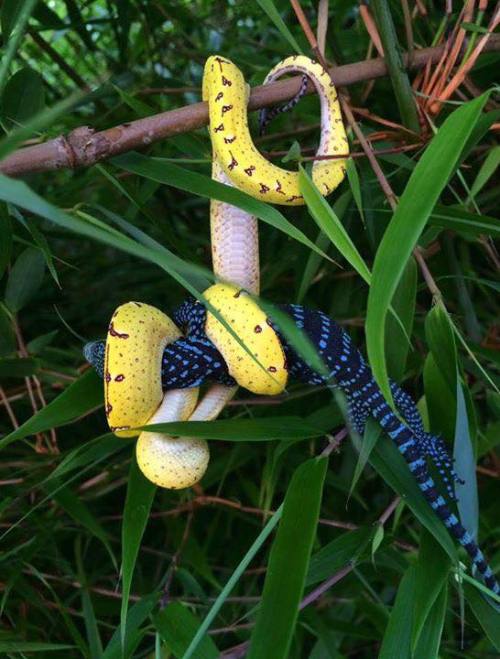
[84,55,499,595]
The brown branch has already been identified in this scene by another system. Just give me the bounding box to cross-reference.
[2,36,499,178]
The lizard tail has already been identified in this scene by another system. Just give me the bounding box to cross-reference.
[370,394,500,595]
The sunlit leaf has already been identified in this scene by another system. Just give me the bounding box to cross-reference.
[120,457,156,648]
[366,93,490,400]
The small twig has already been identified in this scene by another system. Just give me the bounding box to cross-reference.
[316,0,329,57]
[359,3,385,56]
[29,31,91,92]
[13,317,59,454]
[160,511,194,608]
[0,385,19,429]
[296,143,421,161]
[138,86,200,95]
[321,427,348,456]
[401,0,415,62]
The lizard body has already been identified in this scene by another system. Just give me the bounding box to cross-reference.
[85,299,499,595]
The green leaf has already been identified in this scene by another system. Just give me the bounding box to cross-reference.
[120,457,156,649]
[412,530,451,648]
[371,523,385,559]
[0,210,12,278]
[297,191,351,303]
[1,67,45,128]
[370,433,457,559]
[12,209,60,286]
[52,485,117,568]
[0,306,15,356]
[425,303,457,394]
[306,527,373,586]
[385,258,416,380]
[299,165,371,285]
[461,21,490,34]
[413,585,447,659]
[103,593,158,659]
[5,246,45,313]
[0,356,37,378]
[50,433,125,482]
[423,353,456,439]
[468,145,500,201]
[366,93,490,401]
[349,420,381,499]
[465,582,500,649]
[248,457,327,659]
[0,175,275,380]
[1,0,28,39]
[113,153,331,263]
[0,0,39,93]
[454,380,479,541]
[154,603,219,659]
[255,0,303,54]
[140,416,329,441]
[0,369,103,451]
[75,539,104,659]
[379,565,415,659]
[281,139,301,163]
[346,157,365,224]
[0,642,75,652]
[429,205,500,239]
[181,504,284,659]
[0,91,84,161]
[112,84,154,118]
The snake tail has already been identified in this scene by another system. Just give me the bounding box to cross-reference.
[371,396,499,594]
[276,304,499,595]
[258,73,308,135]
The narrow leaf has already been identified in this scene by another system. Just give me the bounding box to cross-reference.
[5,247,45,313]
[379,566,415,659]
[454,380,479,541]
[113,153,331,263]
[120,457,156,648]
[248,457,327,659]
[413,585,448,659]
[255,0,303,53]
[181,504,284,659]
[0,369,103,450]
[366,93,490,400]
[154,603,219,659]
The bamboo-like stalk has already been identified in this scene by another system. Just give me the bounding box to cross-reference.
[1,36,499,178]
[371,0,421,133]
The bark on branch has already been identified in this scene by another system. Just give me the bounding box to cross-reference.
[1,36,499,178]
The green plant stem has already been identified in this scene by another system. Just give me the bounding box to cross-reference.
[371,0,420,133]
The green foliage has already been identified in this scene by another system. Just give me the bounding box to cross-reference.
[0,2,499,657]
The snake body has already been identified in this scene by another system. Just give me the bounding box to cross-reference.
[190,54,347,439]
[84,54,500,595]
[203,55,348,204]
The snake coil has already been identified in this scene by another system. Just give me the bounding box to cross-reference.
[101,55,349,489]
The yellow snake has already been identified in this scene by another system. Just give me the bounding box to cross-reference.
[112,55,348,488]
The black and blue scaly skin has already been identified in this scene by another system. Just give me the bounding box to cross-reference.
[271,303,499,595]
[84,299,499,594]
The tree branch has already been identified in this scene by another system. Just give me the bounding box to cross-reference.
[1,36,499,178]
